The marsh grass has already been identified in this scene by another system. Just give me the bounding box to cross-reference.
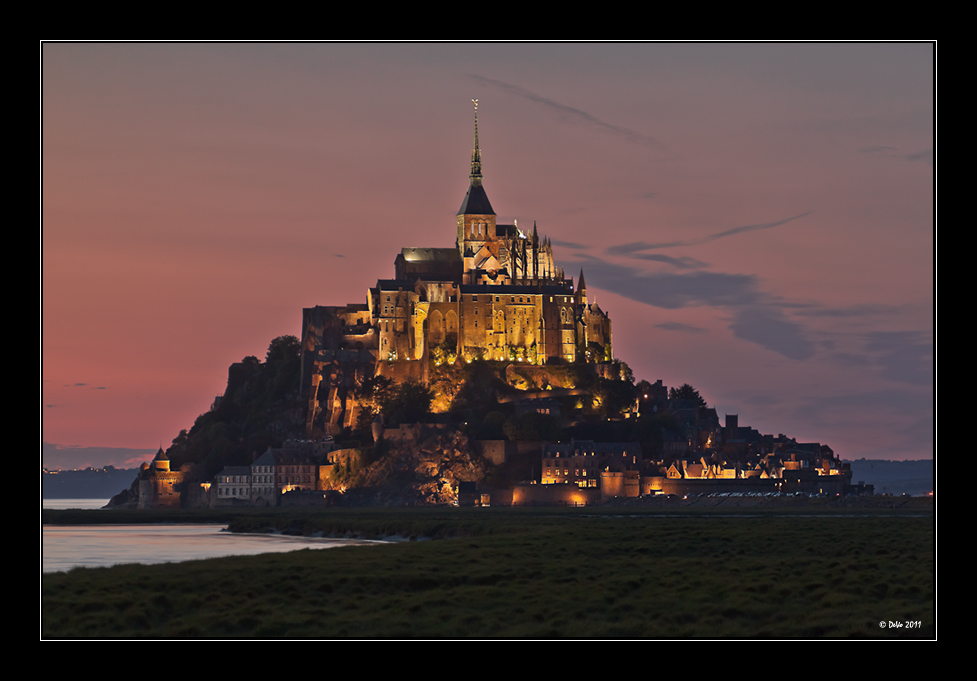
[42,509,933,638]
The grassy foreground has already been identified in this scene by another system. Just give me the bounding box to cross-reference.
[42,508,934,638]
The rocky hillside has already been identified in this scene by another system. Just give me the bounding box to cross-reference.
[328,430,490,506]
[133,336,307,492]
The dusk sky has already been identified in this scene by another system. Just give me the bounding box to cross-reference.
[42,43,933,469]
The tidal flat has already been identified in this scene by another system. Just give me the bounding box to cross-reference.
[42,507,934,638]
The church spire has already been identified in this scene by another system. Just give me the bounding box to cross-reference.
[457,99,495,218]
[470,98,483,186]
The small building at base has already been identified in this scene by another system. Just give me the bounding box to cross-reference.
[137,447,184,509]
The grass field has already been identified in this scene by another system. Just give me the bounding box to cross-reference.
[42,507,934,638]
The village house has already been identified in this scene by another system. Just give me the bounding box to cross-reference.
[213,440,333,507]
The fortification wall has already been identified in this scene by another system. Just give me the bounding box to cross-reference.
[512,483,600,506]
[375,359,427,385]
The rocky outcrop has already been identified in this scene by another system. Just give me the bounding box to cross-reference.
[344,429,489,505]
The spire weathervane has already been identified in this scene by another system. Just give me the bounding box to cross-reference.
[471,98,482,185]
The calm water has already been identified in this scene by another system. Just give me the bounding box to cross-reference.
[42,524,382,574]
[43,498,111,510]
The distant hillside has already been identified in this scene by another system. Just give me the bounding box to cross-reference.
[846,459,934,496]
[43,468,141,499]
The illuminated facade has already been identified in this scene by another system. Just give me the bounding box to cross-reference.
[215,443,328,507]
[137,447,184,509]
[301,104,612,434]
[542,441,642,488]
[215,466,252,502]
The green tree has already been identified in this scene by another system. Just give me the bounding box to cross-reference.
[266,335,300,363]
[382,378,434,424]
[593,378,636,418]
[669,383,707,407]
[356,374,395,415]
[469,411,507,440]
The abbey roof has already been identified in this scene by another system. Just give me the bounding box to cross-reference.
[457,182,495,216]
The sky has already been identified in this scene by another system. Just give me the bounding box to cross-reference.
[42,43,934,469]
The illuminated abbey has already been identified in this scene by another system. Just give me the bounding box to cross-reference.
[300,102,612,435]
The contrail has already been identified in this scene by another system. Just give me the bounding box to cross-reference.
[470,75,668,153]
[607,211,813,254]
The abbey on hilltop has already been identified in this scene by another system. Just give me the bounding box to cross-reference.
[300,102,612,435]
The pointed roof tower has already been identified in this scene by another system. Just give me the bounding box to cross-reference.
[151,446,170,472]
[457,99,495,216]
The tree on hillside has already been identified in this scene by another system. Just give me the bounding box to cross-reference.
[164,335,305,479]
[470,411,507,440]
[266,335,300,363]
[617,361,635,384]
[381,378,434,425]
[351,374,395,438]
[592,377,636,419]
[636,379,655,403]
[669,383,707,408]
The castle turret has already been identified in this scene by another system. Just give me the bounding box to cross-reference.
[151,446,170,472]
[577,268,588,305]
